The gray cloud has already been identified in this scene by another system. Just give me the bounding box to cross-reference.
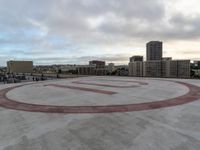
[166,13,200,39]
[0,0,199,65]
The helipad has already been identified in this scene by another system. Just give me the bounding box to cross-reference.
[0,76,200,150]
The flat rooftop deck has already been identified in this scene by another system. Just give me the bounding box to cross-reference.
[0,76,200,150]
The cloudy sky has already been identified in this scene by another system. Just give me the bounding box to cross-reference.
[0,0,200,66]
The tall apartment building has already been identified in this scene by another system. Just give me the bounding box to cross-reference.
[169,60,191,78]
[129,55,143,77]
[7,60,33,73]
[142,60,190,78]
[161,60,170,77]
[129,62,143,77]
[143,61,162,77]
[146,41,163,61]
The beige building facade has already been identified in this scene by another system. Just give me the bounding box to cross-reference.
[169,60,191,78]
[143,61,162,77]
[7,61,33,73]
[129,60,190,78]
[77,65,108,76]
[143,60,190,78]
[129,62,143,77]
[77,66,96,75]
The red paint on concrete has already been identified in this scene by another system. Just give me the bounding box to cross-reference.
[0,80,199,114]
[99,79,148,85]
[72,81,141,88]
[44,84,117,95]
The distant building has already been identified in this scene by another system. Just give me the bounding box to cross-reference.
[115,65,129,76]
[78,60,107,76]
[96,68,108,76]
[129,58,190,78]
[129,62,143,77]
[89,60,105,68]
[108,63,115,73]
[168,60,191,78]
[129,55,143,77]
[161,60,170,77]
[129,56,143,62]
[143,60,162,77]
[77,65,96,75]
[129,41,190,78]
[142,60,190,78]
[146,41,163,61]
[77,65,108,76]
[7,61,33,74]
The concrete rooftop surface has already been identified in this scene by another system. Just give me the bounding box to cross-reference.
[0,76,200,150]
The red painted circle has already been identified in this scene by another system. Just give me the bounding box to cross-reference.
[0,80,200,114]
